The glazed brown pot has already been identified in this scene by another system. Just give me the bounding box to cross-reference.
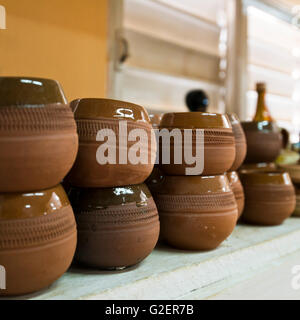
[149,113,163,129]
[278,164,300,184]
[227,171,244,219]
[67,98,156,188]
[241,121,282,164]
[0,77,78,193]
[227,114,247,171]
[68,183,160,269]
[0,185,77,296]
[240,171,296,225]
[0,77,67,106]
[154,175,238,250]
[159,112,235,176]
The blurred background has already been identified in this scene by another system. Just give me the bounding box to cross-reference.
[1,0,300,143]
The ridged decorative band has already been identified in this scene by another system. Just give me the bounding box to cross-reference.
[0,206,76,250]
[76,118,153,141]
[75,198,159,227]
[159,128,234,145]
[155,192,237,212]
[0,104,76,135]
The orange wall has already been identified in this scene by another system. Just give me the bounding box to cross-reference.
[0,0,107,101]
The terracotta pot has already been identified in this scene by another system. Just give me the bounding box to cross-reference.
[278,164,300,184]
[227,114,247,171]
[159,112,235,176]
[154,175,238,250]
[0,77,78,193]
[241,121,282,163]
[293,185,300,217]
[67,98,156,188]
[68,183,160,269]
[0,185,77,296]
[240,171,296,225]
[149,113,163,129]
[240,162,277,172]
[226,171,244,219]
[0,77,67,106]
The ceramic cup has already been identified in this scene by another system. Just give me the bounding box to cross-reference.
[0,185,77,296]
[227,114,247,171]
[66,98,156,188]
[154,175,238,250]
[226,171,244,219]
[241,121,282,164]
[0,77,78,193]
[240,171,296,225]
[159,112,235,176]
[68,183,160,269]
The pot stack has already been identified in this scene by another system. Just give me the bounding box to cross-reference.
[148,112,239,251]
[66,98,160,269]
[0,77,78,296]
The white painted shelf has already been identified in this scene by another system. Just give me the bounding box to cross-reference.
[7,218,300,300]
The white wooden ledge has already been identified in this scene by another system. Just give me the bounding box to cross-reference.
[7,218,300,300]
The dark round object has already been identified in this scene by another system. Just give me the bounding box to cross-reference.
[185,90,209,112]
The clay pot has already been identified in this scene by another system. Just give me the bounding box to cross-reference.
[293,185,300,217]
[240,162,277,173]
[67,98,156,188]
[0,77,67,106]
[0,77,78,193]
[227,114,247,171]
[159,112,235,176]
[0,185,77,296]
[278,164,300,184]
[226,171,244,219]
[241,121,282,163]
[68,183,160,269]
[154,175,238,250]
[240,171,296,225]
[149,113,163,129]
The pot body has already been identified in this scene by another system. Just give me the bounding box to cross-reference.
[240,171,296,225]
[159,112,235,176]
[68,183,160,269]
[154,175,238,250]
[0,185,77,296]
[242,121,282,163]
[293,185,300,217]
[227,114,247,171]
[227,171,244,219]
[67,99,156,187]
[0,104,78,192]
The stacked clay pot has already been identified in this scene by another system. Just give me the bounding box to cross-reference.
[294,185,300,217]
[240,171,296,225]
[66,98,160,269]
[226,114,247,219]
[0,77,78,296]
[153,112,238,251]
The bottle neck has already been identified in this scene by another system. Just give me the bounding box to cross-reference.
[253,90,272,122]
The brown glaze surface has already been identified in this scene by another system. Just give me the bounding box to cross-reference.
[149,113,163,129]
[278,164,300,184]
[67,99,155,187]
[0,104,78,192]
[71,98,150,123]
[68,184,160,269]
[227,114,247,171]
[242,121,282,163]
[226,171,244,219]
[240,171,296,225]
[154,175,238,250]
[0,185,77,296]
[240,162,276,172]
[294,185,300,217]
[0,77,67,106]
